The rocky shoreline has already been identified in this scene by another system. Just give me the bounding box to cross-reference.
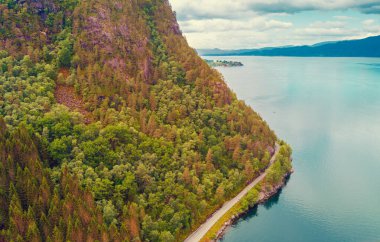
[213,169,294,241]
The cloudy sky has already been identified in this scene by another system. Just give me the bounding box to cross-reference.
[170,0,380,49]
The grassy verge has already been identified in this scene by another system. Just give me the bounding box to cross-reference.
[200,183,261,242]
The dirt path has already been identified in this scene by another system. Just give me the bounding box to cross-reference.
[184,143,281,242]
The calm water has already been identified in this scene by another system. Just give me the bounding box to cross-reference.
[210,57,380,242]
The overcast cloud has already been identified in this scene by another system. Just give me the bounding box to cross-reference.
[170,0,380,49]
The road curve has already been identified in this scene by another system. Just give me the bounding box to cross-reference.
[184,143,281,242]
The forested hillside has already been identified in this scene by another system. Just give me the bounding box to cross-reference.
[0,0,288,241]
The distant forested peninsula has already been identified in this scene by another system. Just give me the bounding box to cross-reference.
[199,35,380,57]
[205,59,244,67]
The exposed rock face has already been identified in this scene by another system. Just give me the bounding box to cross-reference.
[28,0,57,15]
[73,0,154,91]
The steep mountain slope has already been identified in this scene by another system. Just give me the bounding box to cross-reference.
[200,35,380,57]
[0,0,290,241]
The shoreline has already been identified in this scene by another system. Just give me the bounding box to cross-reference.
[184,143,292,242]
[213,169,294,241]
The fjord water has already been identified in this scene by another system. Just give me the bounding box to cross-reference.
[211,57,380,242]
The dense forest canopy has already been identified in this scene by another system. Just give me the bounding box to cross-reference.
[0,0,289,241]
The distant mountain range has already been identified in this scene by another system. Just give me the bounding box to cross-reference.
[198,35,380,57]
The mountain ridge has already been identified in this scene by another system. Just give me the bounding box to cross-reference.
[198,35,380,57]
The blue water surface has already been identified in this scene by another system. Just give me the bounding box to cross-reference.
[209,57,380,242]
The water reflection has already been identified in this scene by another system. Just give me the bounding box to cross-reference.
[227,175,291,232]
[264,176,291,210]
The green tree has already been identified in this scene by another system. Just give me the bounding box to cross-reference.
[103,201,118,226]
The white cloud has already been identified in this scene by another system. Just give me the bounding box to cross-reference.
[171,0,380,18]
[169,0,380,49]
[246,0,380,14]
[363,19,375,25]
[180,18,292,33]
[295,28,354,37]
[309,21,346,28]
[334,15,352,20]
[362,19,380,33]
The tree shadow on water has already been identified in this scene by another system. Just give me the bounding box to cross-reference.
[264,175,291,210]
[238,175,292,222]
